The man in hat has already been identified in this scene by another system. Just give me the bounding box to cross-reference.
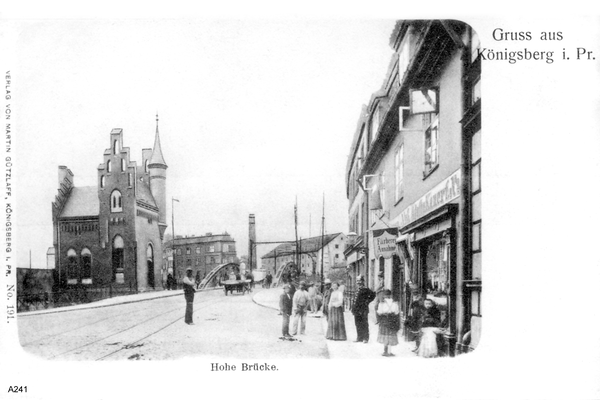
[279,284,293,338]
[183,268,196,325]
[291,281,310,335]
[352,275,376,343]
[322,279,333,320]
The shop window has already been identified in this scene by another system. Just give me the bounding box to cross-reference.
[81,248,92,283]
[395,144,404,202]
[422,239,449,324]
[110,190,123,212]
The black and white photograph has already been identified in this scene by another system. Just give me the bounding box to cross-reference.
[1,4,600,400]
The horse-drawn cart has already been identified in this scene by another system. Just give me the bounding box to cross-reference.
[222,280,250,296]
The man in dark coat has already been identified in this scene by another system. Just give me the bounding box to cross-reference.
[352,275,376,343]
[279,284,293,338]
[183,268,196,325]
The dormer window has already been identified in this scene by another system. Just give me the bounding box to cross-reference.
[111,190,123,212]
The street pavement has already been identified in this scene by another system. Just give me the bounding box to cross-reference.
[17,286,416,360]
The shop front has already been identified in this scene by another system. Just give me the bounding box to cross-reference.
[394,170,462,357]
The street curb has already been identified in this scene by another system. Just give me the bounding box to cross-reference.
[17,286,223,317]
[251,292,278,312]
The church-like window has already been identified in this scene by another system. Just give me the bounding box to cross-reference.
[147,243,155,289]
[113,140,118,154]
[121,158,126,172]
[144,159,149,173]
[128,173,133,186]
[81,248,92,283]
[112,235,124,282]
[111,190,123,212]
[107,160,112,173]
[100,175,105,188]
[67,248,78,284]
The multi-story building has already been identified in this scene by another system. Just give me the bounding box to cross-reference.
[164,232,238,284]
[51,117,168,291]
[344,20,481,355]
[261,233,347,278]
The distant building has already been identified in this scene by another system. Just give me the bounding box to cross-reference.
[261,233,347,277]
[51,117,168,291]
[164,232,238,284]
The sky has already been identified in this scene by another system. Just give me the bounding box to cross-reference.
[13,19,397,268]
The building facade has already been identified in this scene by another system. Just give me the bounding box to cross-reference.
[164,232,238,284]
[51,118,168,292]
[344,20,481,355]
[261,233,347,278]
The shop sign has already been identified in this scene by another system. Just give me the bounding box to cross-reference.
[373,228,398,259]
[397,169,461,230]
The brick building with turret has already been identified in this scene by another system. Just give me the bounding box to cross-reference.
[51,116,168,292]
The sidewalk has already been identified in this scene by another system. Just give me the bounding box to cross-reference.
[253,288,417,359]
[18,286,222,317]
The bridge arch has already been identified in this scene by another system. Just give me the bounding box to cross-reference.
[199,262,241,290]
[273,261,300,288]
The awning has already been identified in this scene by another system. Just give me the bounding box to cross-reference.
[395,233,409,243]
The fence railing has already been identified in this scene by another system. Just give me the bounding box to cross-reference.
[17,284,138,313]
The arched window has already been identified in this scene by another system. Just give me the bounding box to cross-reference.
[100,175,105,188]
[147,243,155,289]
[113,139,118,154]
[121,158,126,172]
[107,160,112,173]
[144,159,149,173]
[67,248,78,283]
[112,235,124,282]
[81,248,92,283]
[111,190,123,212]
[128,173,133,186]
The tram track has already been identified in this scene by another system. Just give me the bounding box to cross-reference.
[46,295,223,360]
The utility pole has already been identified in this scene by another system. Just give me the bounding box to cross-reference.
[320,194,325,292]
[172,197,179,284]
[294,198,299,271]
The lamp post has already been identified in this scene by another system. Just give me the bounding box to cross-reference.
[172,197,179,287]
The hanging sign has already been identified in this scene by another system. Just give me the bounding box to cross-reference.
[373,228,398,259]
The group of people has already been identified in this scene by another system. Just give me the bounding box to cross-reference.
[278,274,444,358]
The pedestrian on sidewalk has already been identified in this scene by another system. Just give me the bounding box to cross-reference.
[290,281,309,335]
[322,279,332,320]
[377,289,400,356]
[417,298,443,358]
[279,284,293,338]
[183,268,196,325]
[325,282,347,341]
[308,282,318,314]
[351,275,376,343]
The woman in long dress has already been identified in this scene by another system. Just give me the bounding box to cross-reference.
[326,282,347,340]
[377,289,400,356]
[417,298,443,358]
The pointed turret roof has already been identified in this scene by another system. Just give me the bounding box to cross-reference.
[149,113,167,167]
